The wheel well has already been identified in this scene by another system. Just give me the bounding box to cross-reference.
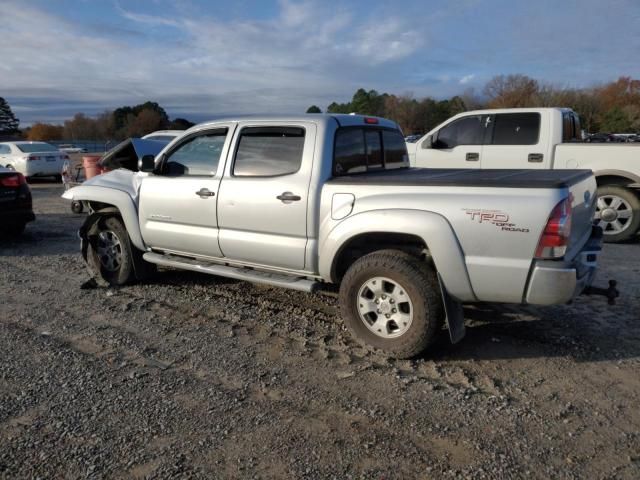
[596,175,634,187]
[86,201,120,215]
[332,232,428,282]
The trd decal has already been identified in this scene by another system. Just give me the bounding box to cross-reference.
[463,209,530,233]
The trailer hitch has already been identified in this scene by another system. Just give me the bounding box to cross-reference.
[584,280,619,305]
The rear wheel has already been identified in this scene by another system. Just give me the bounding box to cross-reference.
[595,186,640,243]
[339,249,444,359]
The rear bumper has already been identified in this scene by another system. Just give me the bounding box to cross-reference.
[25,160,64,176]
[525,227,602,305]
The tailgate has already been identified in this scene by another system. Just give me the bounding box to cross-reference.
[567,173,598,254]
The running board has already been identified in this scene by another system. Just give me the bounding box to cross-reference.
[142,252,320,293]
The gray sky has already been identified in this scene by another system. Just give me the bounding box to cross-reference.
[2,0,639,125]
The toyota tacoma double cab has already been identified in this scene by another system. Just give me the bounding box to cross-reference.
[63,114,608,358]
[407,107,640,242]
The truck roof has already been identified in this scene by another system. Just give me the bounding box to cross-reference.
[460,107,575,116]
[191,114,400,131]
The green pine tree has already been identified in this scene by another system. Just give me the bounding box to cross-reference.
[0,97,19,133]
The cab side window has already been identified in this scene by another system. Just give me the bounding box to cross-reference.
[0,145,10,154]
[490,113,540,145]
[435,115,484,149]
[162,129,228,176]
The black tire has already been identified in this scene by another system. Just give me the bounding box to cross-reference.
[71,200,84,214]
[3,223,26,237]
[53,174,62,183]
[86,216,136,286]
[596,185,640,243]
[5,164,15,170]
[339,249,444,359]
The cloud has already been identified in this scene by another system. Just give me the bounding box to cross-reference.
[2,0,638,125]
[0,0,426,124]
[459,74,476,85]
[113,2,181,28]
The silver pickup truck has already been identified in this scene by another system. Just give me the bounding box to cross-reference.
[63,114,609,358]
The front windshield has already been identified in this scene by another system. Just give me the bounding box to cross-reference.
[16,143,59,153]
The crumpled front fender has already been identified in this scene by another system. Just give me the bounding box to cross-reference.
[63,185,146,251]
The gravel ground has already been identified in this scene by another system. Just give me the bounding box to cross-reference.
[1,182,639,479]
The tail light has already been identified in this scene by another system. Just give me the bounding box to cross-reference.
[0,173,27,187]
[364,117,379,124]
[535,197,572,259]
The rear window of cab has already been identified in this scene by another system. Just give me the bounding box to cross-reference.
[333,127,409,176]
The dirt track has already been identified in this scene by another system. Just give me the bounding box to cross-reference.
[1,182,639,479]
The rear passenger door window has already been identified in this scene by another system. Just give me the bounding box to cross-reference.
[233,127,305,177]
[490,113,540,145]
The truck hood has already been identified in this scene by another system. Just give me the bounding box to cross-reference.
[62,169,144,202]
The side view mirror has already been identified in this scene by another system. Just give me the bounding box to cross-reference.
[421,135,434,149]
[139,154,156,172]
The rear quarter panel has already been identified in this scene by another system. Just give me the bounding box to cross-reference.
[554,144,640,182]
[320,183,567,303]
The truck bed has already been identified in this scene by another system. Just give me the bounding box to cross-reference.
[328,168,593,189]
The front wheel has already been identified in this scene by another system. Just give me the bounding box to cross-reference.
[339,249,444,359]
[86,216,136,286]
[595,186,640,243]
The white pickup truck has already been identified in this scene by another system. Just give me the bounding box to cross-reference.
[63,114,613,358]
[408,108,640,242]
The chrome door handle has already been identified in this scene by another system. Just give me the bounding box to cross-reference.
[276,192,301,203]
[466,152,479,161]
[195,188,215,197]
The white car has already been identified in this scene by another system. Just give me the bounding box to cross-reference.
[141,130,183,142]
[57,144,88,153]
[0,141,69,181]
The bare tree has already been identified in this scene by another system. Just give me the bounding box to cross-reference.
[484,74,540,108]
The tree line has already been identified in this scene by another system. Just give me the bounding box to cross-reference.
[307,75,640,135]
[2,74,639,141]
[0,100,195,141]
